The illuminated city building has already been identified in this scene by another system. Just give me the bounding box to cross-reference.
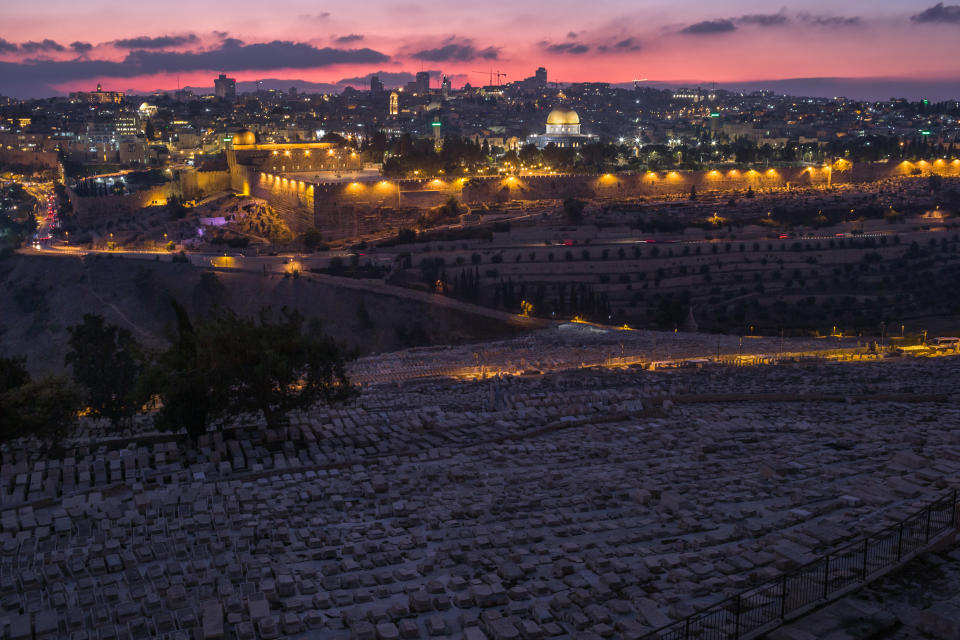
[415,71,430,96]
[214,74,237,102]
[69,83,124,104]
[114,114,140,138]
[389,92,399,118]
[137,102,158,118]
[527,107,595,148]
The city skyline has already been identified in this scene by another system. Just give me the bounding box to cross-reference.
[2,0,960,99]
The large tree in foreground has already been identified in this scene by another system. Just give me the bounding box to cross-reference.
[143,300,224,441]
[200,307,355,429]
[0,356,82,446]
[66,314,147,427]
[146,302,355,439]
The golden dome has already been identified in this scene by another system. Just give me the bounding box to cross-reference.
[233,129,256,146]
[546,107,580,126]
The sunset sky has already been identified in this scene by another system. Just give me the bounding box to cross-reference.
[2,0,959,98]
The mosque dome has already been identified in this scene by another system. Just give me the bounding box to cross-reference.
[546,107,580,126]
[233,129,257,146]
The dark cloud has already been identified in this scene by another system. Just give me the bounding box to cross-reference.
[681,19,737,35]
[70,41,93,55]
[797,13,861,27]
[19,39,66,53]
[412,42,498,61]
[598,37,642,52]
[567,31,579,39]
[123,41,389,73]
[0,41,390,97]
[300,12,331,21]
[680,11,852,35]
[0,59,130,96]
[911,3,960,23]
[335,34,365,44]
[737,13,789,27]
[543,42,590,54]
[0,39,17,53]
[113,34,200,49]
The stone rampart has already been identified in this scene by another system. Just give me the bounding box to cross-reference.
[245,160,960,239]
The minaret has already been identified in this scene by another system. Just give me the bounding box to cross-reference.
[432,116,442,151]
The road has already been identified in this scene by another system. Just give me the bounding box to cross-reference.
[19,180,57,245]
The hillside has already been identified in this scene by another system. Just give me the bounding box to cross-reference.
[0,253,525,374]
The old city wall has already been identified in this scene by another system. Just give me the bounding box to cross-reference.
[311,179,456,233]
[69,183,180,227]
[244,160,960,238]
[250,173,315,232]
[180,169,232,200]
[0,149,59,172]
[459,161,960,203]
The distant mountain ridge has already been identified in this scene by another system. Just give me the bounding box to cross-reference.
[161,76,960,102]
[619,77,960,102]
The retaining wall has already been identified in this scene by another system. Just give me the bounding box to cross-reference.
[246,160,960,239]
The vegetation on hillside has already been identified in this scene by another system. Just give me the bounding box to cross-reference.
[1,303,355,448]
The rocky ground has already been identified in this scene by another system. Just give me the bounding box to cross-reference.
[2,353,959,639]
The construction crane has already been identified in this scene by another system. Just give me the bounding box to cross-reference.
[473,70,507,86]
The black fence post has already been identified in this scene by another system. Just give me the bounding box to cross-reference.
[734,594,741,639]
[822,556,830,599]
[896,522,903,561]
[953,488,958,528]
[861,537,869,580]
[642,490,956,640]
[780,574,787,619]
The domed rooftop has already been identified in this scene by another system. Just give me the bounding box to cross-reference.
[233,129,257,146]
[546,107,580,126]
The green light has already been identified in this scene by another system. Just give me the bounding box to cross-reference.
[431,122,441,127]
[710,113,720,118]
[920,131,932,136]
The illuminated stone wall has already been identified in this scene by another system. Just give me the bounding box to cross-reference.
[463,167,817,202]
[0,149,59,171]
[245,160,960,239]
[889,158,960,178]
[226,145,362,174]
[70,183,180,226]
[180,169,231,200]
[252,173,316,232]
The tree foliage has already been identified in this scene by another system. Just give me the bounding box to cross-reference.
[65,314,147,427]
[0,356,29,394]
[0,356,82,446]
[1,377,83,446]
[143,300,222,441]
[201,308,355,429]
[562,198,585,225]
[145,301,355,439]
